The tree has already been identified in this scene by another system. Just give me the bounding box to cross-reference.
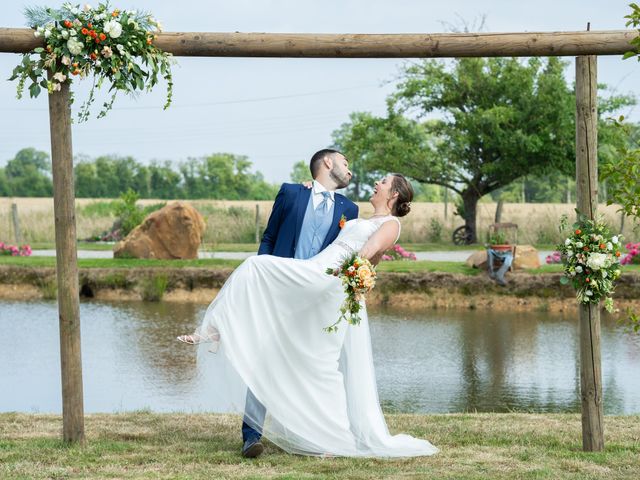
[331,112,384,201]
[4,148,52,196]
[290,160,311,184]
[343,57,633,242]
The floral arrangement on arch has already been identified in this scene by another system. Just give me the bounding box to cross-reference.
[557,213,623,312]
[0,242,33,257]
[381,244,417,261]
[9,2,173,122]
[324,254,377,333]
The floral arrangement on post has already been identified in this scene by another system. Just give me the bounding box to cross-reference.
[324,254,377,333]
[9,2,173,122]
[0,242,33,256]
[556,213,623,313]
[381,244,417,261]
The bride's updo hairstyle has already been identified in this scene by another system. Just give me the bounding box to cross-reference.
[390,174,413,218]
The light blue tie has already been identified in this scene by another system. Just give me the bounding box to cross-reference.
[317,191,331,215]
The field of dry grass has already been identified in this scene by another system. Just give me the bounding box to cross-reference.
[1,197,638,246]
[1,412,638,479]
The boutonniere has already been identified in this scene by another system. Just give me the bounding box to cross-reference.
[339,214,347,229]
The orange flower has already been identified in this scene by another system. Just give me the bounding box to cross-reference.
[615,251,621,257]
[146,38,152,45]
[575,229,582,235]
[64,20,73,28]
[90,52,97,60]
[112,9,120,17]
[99,33,106,41]
[87,23,93,29]
[585,278,590,283]
[599,243,606,249]
[72,62,79,68]
[338,214,347,229]
[94,37,101,43]
[89,30,97,38]
[81,27,89,35]
[583,246,589,251]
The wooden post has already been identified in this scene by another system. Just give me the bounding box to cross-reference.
[11,202,22,244]
[255,204,260,243]
[48,74,85,443]
[575,54,604,452]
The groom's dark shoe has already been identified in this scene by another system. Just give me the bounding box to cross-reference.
[242,438,264,458]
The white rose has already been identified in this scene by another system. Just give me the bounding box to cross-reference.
[104,20,123,39]
[116,44,126,54]
[612,236,619,244]
[565,238,571,246]
[585,290,593,297]
[67,37,83,55]
[95,59,101,66]
[576,241,583,248]
[586,252,608,271]
[83,4,92,11]
[567,250,573,257]
[602,271,608,279]
[34,30,41,38]
[69,29,77,36]
[575,265,583,273]
[52,82,61,91]
[61,30,69,39]
[61,55,71,65]
[44,30,51,38]
[53,72,67,83]
[71,7,79,15]
[606,242,613,251]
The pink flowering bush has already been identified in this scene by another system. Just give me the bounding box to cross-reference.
[381,244,417,261]
[546,251,562,264]
[621,242,640,265]
[0,242,32,257]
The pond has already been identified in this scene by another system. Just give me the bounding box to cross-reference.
[1,300,638,414]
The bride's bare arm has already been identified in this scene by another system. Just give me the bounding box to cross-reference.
[358,220,400,265]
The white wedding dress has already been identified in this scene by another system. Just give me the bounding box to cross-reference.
[194,215,438,457]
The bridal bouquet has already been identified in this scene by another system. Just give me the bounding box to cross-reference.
[557,213,623,312]
[9,2,173,122]
[324,254,377,333]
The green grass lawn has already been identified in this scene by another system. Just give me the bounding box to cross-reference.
[0,256,478,275]
[0,412,638,479]
[27,242,556,253]
[2,255,638,276]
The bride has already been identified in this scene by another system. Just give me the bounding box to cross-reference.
[178,173,438,458]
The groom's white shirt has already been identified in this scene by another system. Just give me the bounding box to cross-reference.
[311,180,335,210]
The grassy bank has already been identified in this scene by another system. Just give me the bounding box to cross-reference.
[1,412,638,479]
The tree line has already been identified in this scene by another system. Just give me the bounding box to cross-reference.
[0,149,279,200]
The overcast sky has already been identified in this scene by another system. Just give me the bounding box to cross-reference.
[1,0,638,183]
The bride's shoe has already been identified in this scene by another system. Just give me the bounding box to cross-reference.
[176,332,212,345]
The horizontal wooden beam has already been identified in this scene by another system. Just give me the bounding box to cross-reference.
[0,28,636,57]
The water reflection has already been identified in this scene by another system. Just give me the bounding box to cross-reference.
[0,300,638,414]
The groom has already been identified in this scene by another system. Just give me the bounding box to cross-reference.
[241,148,359,458]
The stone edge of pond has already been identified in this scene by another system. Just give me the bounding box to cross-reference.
[1,265,639,311]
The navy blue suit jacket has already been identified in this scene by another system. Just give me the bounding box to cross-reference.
[258,183,359,258]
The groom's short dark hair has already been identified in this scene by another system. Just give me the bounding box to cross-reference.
[310,149,343,178]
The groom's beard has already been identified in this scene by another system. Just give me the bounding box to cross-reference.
[330,169,350,189]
